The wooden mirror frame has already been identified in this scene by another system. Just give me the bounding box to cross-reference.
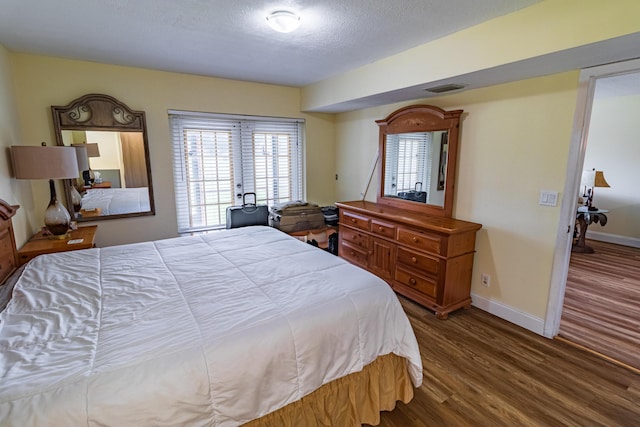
[376,104,463,218]
[51,93,155,221]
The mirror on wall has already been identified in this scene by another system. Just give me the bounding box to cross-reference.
[377,105,463,218]
[52,94,155,221]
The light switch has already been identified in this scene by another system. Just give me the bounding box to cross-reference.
[539,191,559,207]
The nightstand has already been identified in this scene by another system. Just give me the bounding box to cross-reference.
[17,225,98,266]
[91,181,112,188]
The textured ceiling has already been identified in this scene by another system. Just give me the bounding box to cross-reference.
[0,0,540,87]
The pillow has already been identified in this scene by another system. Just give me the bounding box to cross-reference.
[0,264,25,312]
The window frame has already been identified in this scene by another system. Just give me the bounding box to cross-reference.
[169,110,305,234]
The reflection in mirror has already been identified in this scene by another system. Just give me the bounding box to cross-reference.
[376,104,463,218]
[383,130,448,207]
[52,94,155,221]
[62,130,151,216]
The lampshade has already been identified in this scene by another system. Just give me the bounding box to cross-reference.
[594,171,610,188]
[580,169,596,191]
[86,143,100,158]
[580,169,610,191]
[11,145,79,179]
[10,144,79,238]
[72,142,100,158]
[73,145,89,171]
[266,10,301,33]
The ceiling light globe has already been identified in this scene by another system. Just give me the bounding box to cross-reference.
[266,11,300,33]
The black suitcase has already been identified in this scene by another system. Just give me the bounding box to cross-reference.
[225,193,269,229]
[398,182,427,203]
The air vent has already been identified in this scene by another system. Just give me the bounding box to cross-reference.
[424,83,466,93]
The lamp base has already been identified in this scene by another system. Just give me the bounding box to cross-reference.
[44,179,71,239]
[70,184,82,213]
[44,228,70,240]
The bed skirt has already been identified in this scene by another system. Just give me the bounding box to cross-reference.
[244,353,415,427]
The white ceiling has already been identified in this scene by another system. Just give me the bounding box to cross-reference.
[0,0,540,88]
[2,1,640,112]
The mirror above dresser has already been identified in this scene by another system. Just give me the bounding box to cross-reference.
[376,104,462,218]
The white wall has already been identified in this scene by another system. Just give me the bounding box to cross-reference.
[583,94,640,243]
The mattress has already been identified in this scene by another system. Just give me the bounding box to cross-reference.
[0,226,422,426]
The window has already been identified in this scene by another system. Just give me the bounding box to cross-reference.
[170,111,304,233]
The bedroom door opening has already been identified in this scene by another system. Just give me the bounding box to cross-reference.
[545,58,640,361]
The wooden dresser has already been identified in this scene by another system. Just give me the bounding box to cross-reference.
[336,201,481,319]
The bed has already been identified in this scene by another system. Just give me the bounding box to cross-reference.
[81,187,151,215]
[0,200,422,426]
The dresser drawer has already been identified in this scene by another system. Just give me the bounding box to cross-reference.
[340,241,369,268]
[397,247,439,276]
[371,219,396,239]
[397,228,442,255]
[341,210,370,231]
[395,266,437,298]
[340,227,370,251]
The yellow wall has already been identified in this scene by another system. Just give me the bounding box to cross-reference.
[0,45,30,247]
[9,54,336,247]
[335,71,580,320]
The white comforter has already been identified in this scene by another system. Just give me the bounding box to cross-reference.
[0,226,422,426]
[82,187,151,215]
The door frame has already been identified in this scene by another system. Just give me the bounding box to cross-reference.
[544,58,640,338]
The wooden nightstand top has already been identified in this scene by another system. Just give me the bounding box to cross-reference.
[17,225,98,266]
[80,207,102,218]
[90,181,111,188]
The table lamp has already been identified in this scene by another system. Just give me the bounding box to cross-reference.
[70,145,89,213]
[11,143,79,239]
[580,168,610,211]
[72,143,100,186]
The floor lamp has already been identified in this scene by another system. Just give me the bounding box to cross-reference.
[11,144,79,239]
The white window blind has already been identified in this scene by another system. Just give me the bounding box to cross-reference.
[170,111,304,234]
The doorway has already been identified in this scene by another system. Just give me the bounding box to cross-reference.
[545,58,640,368]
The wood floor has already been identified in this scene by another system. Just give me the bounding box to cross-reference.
[560,239,640,371]
[372,297,640,427]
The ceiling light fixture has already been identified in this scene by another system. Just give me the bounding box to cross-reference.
[266,10,301,33]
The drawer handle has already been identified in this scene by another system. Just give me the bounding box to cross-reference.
[409,278,417,285]
[411,257,417,263]
[378,226,383,232]
[350,251,356,256]
[412,237,418,243]
[351,218,357,223]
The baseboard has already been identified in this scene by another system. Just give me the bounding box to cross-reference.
[586,230,640,248]
[471,293,545,336]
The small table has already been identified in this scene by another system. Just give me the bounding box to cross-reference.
[17,225,98,266]
[572,208,608,253]
[287,226,337,250]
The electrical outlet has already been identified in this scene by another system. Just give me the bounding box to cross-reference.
[481,273,490,287]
